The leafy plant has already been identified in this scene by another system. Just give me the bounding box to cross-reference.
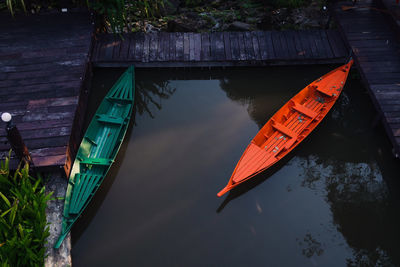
[0,154,53,267]
[273,0,307,8]
[5,0,26,16]
[91,0,167,33]
[92,0,127,33]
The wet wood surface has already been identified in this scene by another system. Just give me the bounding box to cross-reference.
[0,12,93,170]
[92,30,348,67]
[333,0,400,155]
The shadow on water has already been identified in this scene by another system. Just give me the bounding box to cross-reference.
[72,67,177,246]
[216,153,296,213]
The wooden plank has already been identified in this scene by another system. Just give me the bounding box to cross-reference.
[11,119,73,132]
[223,32,232,61]
[149,33,159,62]
[0,73,82,88]
[104,35,116,61]
[0,60,84,74]
[283,31,298,59]
[29,146,68,157]
[33,154,67,167]
[214,32,225,61]
[0,126,71,143]
[363,64,400,73]
[194,33,201,61]
[142,33,151,62]
[27,96,78,109]
[346,32,394,41]
[257,31,268,60]
[176,32,184,61]
[271,31,283,59]
[293,31,305,59]
[120,34,131,59]
[210,32,216,60]
[370,84,400,93]
[184,32,190,61]
[305,30,318,58]
[134,33,144,61]
[237,32,247,60]
[164,32,170,61]
[251,31,261,60]
[318,30,334,58]
[0,136,70,151]
[311,30,325,58]
[111,39,122,59]
[230,32,240,61]
[243,32,255,60]
[366,73,400,84]
[265,31,275,59]
[326,29,346,58]
[0,82,80,99]
[157,32,165,61]
[5,66,83,81]
[201,33,211,61]
[169,33,176,61]
[189,33,195,61]
[349,39,400,48]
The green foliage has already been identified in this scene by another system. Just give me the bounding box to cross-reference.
[5,0,26,16]
[257,0,307,8]
[0,155,53,267]
[92,0,127,33]
[183,0,201,7]
[91,0,167,33]
[273,0,307,8]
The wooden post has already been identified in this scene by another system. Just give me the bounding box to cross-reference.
[1,112,34,168]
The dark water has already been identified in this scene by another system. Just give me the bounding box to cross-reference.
[72,66,400,267]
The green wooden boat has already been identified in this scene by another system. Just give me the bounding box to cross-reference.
[54,66,135,249]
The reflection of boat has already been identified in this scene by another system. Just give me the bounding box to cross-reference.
[218,60,354,197]
[55,66,135,248]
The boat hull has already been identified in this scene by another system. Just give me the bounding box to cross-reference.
[218,60,354,197]
[55,66,135,248]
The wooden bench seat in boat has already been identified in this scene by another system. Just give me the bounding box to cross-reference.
[271,121,297,139]
[80,157,114,165]
[312,84,337,97]
[291,100,319,119]
[96,114,125,125]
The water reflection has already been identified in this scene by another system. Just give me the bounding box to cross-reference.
[89,68,177,122]
[218,69,400,265]
[136,75,176,119]
[73,67,400,267]
[297,233,324,258]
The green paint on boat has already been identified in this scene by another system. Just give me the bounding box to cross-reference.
[54,66,135,249]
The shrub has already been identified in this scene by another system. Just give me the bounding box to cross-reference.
[0,155,53,267]
[92,0,167,33]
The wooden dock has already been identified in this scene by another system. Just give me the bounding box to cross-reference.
[0,12,93,171]
[333,0,400,156]
[92,30,348,67]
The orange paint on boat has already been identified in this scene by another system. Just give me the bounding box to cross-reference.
[217,60,354,197]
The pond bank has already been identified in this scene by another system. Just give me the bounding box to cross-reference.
[45,172,71,267]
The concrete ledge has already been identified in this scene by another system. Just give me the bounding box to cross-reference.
[45,171,71,267]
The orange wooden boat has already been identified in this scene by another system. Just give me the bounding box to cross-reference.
[218,60,354,197]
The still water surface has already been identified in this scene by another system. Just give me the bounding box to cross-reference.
[73,66,400,267]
